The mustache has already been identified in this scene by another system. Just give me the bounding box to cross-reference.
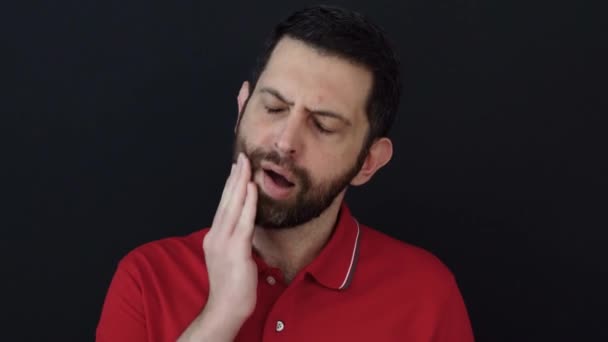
[249,149,290,169]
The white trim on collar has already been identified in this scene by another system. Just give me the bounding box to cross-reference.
[339,219,361,290]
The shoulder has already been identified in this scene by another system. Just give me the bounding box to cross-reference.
[117,228,211,279]
[357,224,456,297]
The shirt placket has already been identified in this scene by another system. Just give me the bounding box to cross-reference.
[261,271,301,342]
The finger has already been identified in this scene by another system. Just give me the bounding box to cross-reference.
[210,162,235,228]
[221,153,251,235]
[212,159,241,230]
[216,161,239,213]
[236,182,258,243]
[219,162,237,202]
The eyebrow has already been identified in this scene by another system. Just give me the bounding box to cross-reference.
[259,87,352,126]
[260,87,294,105]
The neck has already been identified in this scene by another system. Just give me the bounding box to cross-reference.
[252,192,345,284]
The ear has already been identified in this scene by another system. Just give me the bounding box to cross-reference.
[350,137,393,186]
[235,81,250,133]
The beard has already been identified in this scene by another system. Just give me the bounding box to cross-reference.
[233,134,367,229]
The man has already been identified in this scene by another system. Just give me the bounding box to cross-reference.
[96,5,474,342]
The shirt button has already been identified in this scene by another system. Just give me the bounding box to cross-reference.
[266,275,276,285]
[276,320,285,332]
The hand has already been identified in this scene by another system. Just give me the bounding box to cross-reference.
[202,153,259,322]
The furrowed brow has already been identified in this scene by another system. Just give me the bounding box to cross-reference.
[259,87,294,105]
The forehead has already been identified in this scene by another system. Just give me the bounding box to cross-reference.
[257,37,372,124]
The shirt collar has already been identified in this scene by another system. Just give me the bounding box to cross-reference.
[251,202,362,291]
[305,202,361,291]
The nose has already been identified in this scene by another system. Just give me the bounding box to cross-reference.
[274,111,304,158]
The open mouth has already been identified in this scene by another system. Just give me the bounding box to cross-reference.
[258,162,297,200]
[264,169,295,188]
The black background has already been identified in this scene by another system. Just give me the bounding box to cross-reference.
[3,0,607,341]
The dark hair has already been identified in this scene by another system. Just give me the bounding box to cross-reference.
[250,5,401,148]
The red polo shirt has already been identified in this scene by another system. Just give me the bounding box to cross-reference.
[96,203,474,341]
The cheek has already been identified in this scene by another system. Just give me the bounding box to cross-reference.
[239,112,270,146]
[307,150,345,180]
[314,140,364,178]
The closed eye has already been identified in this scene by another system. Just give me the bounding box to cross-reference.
[265,106,285,114]
[313,120,334,134]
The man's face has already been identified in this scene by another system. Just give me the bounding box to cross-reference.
[234,37,372,229]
